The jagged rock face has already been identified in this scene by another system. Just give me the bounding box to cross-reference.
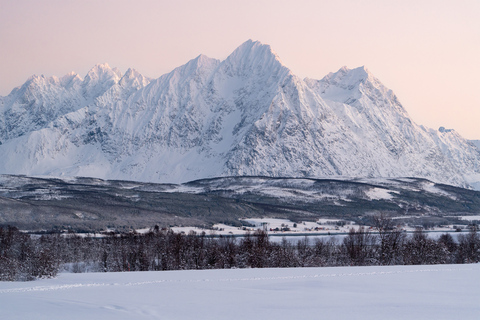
[0,40,479,189]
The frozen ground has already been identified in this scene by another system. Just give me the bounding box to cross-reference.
[0,264,478,319]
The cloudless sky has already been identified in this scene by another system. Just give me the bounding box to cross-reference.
[1,0,479,138]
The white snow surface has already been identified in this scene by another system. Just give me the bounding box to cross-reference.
[241,218,354,233]
[365,187,397,200]
[0,264,478,320]
[1,40,480,189]
[457,215,480,221]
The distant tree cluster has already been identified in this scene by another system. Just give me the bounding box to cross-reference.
[1,222,479,281]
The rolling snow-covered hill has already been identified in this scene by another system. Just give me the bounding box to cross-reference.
[1,40,479,189]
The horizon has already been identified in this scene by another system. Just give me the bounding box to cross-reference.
[1,0,479,139]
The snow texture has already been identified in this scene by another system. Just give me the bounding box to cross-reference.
[0,264,478,320]
[470,140,480,151]
[1,40,479,189]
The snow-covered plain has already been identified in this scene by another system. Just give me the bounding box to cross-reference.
[1,264,478,319]
[174,217,468,238]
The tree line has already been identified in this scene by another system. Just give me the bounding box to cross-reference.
[0,222,479,281]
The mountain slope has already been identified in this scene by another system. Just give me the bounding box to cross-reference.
[0,40,479,189]
[305,66,480,188]
[469,140,480,151]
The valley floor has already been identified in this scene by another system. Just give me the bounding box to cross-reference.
[0,264,479,319]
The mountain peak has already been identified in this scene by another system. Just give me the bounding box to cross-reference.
[189,54,219,70]
[325,66,371,87]
[164,54,220,82]
[21,74,62,91]
[236,39,267,50]
[221,40,289,79]
[195,53,215,63]
[230,39,282,62]
[83,63,121,91]
[90,63,112,71]
[87,63,111,75]
[119,68,151,89]
[350,65,370,77]
[122,68,141,79]
[85,63,121,79]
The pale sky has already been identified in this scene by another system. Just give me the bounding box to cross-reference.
[1,0,479,139]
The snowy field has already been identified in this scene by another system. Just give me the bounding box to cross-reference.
[1,264,479,319]
[170,217,472,239]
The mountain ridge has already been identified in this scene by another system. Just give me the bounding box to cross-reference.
[1,40,479,189]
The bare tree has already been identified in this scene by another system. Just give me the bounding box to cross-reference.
[372,213,406,265]
[342,227,377,266]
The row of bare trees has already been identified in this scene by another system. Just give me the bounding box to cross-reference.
[341,226,478,266]
[0,226,60,281]
[1,222,479,281]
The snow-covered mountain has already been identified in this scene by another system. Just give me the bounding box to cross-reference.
[1,40,479,189]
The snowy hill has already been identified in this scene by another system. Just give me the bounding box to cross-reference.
[1,40,479,189]
[2,174,480,231]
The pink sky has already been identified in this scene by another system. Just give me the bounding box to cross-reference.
[1,0,479,139]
